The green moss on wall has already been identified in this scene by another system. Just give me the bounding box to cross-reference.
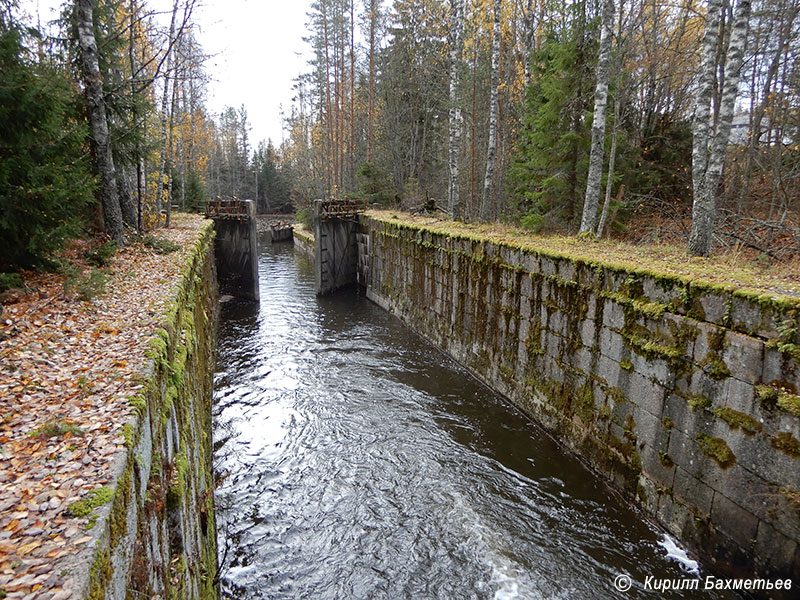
[627,334,683,361]
[87,549,113,600]
[697,352,730,379]
[696,434,736,468]
[362,214,800,583]
[607,386,627,404]
[68,486,114,518]
[713,407,762,435]
[756,384,800,416]
[659,452,675,468]
[677,390,710,411]
[765,339,800,363]
[777,392,800,417]
[82,221,219,600]
[603,290,667,321]
[109,465,133,550]
[771,432,800,458]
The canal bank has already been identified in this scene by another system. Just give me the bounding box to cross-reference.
[356,212,800,588]
[85,221,219,599]
[0,216,219,600]
[214,235,743,599]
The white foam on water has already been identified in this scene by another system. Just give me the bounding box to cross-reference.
[659,534,700,576]
[225,563,258,581]
[444,490,532,599]
[489,559,529,600]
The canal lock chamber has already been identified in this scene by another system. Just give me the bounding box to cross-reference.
[210,229,773,599]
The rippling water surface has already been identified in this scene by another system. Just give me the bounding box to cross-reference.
[213,239,735,599]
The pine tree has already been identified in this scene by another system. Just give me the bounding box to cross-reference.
[447,0,464,220]
[256,142,292,213]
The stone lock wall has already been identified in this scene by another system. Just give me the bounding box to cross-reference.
[76,224,219,600]
[358,216,800,587]
[292,227,315,261]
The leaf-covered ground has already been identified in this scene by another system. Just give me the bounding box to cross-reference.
[369,210,800,300]
[0,214,207,599]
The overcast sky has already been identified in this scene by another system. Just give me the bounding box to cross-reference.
[22,0,314,146]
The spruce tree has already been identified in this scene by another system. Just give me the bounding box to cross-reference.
[0,5,94,268]
[507,28,593,231]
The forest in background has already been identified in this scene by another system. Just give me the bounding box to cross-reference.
[1,0,799,275]
[0,0,292,271]
[287,0,799,259]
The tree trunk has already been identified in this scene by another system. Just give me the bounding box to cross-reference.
[448,0,464,220]
[480,0,501,222]
[737,4,797,211]
[691,0,722,205]
[367,0,376,163]
[166,63,180,227]
[596,3,624,241]
[156,0,179,219]
[118,170,138,227]
[321,0,333,197]
[689,0,751,256]
[579,0,615,234]
[128,0,143,232]
[349,0,355,190]
[75,0,125,244]
[595,101,619,241]
[524,0,534,86]
[339,10,346,192]
[470,37,477,215]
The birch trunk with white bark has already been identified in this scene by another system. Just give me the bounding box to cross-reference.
[579,0,615,234]
[448,0,464,220]
[75,0,125,244]
[155,0,179,219]
[595,94,620,241]
[480,0,501,222]
[689,0,752,256]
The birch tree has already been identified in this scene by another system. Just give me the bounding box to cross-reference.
[75,0,125,244]
[689,0,752,256]
[579,0,615,234]
[448,0,464,220]
[155,0,179,220]
[480,0,502,222]
[596,3,625,241]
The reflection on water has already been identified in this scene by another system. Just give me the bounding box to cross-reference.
[213,238,738,599]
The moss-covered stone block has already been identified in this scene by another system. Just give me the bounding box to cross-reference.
[722,331,764,385]
[714,406,762,435]
[771,432,800,458]
[696,289,732,325]
[697,434,736,469]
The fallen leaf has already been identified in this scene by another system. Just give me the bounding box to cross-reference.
[18,540,41,555]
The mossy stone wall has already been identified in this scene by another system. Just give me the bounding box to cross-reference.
[78,223,219,600]
[359,215,800,587]
[293,227,314,260]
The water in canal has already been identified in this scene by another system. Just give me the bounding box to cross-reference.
[213,239,736,599]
